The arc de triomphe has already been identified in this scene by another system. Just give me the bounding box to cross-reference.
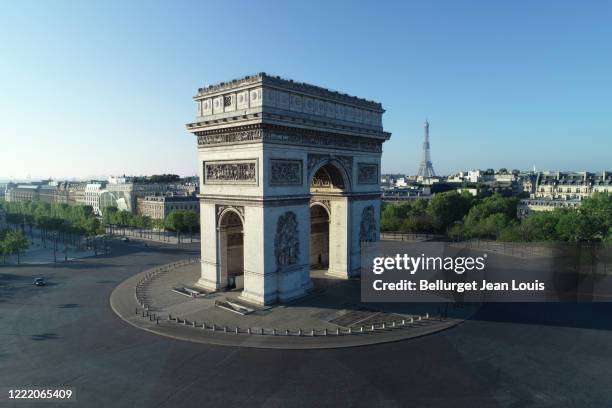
[186,73,391,305]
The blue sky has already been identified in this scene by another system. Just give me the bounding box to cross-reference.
[0,0,610,180]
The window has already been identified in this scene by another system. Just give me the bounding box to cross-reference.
[223,95,232,107]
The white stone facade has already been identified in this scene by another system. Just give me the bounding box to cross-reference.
[187,73,391,305]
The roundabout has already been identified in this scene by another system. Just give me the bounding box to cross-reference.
[110,259,474,349]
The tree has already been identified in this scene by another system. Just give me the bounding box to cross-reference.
[4,230,29,264]
[580,192,611,240]
[165,210,185,243]
[103,206,118,227]
[555,211,598,242]
[427,191,473,233]
[380,200,434,233]
[182,211,199,242]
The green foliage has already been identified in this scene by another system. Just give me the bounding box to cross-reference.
[3,201,102,236]
[381,199,434,233]
[427,191,474,232]
[131,174,180,183]
[380,191,610,243]
[461,194,518,239]
[164,210,185,232]
[1,230,29,264]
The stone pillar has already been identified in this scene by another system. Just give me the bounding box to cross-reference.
[327,197,351,278]
[197,201,221,290]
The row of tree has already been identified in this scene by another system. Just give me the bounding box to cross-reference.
[381,191,612,242]
[2,201,102,248]
[102,206,199,242]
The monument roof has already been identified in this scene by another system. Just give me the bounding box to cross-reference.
[196,73,383,111]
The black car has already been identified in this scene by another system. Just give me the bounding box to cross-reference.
[34,278,46,287]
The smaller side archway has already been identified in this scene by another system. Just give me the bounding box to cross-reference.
[309,203,330,269]
[218,208,244,290]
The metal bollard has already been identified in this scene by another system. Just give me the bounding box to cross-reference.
[260,328,264,335]
[324,328,328,336]
[272,329,277,336]
[156,317,159,325]
[193,321,196,327]
[392,321,396,328]
[401,319,406,325]
[382,323,386,329]
[247,328,252,334]
[360,326,364,333]
[223,326,228,333]
[371,324,375,331]
[212,324,216,332]
[336,328,340,335]
[135,308,138,315]
[298,329,302,336]
[285,329,289,336]
[183,319,188,325]
[311,329,315,336]
[169,314,172,320]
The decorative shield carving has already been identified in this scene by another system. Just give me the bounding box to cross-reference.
[274,211,300,267]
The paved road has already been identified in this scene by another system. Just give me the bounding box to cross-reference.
[1,241,611,407]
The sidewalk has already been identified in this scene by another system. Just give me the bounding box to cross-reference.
[2,241,95,265]
[106,227,200,245]
[111,261,475,349]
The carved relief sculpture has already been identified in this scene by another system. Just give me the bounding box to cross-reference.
[270,160,302,186]
[204,160,257,184]
[274,211,300,267]
[196,124,383,153]
[359,205,377,242]
[358,163,378,184]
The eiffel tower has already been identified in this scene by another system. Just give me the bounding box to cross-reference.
[416,119,436,177]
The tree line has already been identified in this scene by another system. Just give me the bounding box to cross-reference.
[102,206,199,242]
[381,191,611,242]
[3,201,102,240]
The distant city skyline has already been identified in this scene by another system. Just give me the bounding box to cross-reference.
[1,1,611,179]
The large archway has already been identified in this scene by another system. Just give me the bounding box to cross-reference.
[218,209,244,290]
[309,161,350,280]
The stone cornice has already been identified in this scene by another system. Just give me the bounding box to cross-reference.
[186,113,389,140]
[190,123,387,153]
[198,191,381,206]
[195,72,383,111]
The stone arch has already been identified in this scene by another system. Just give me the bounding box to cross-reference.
[309,200,331,216]
[218,207,245,290]
[308,158,352,192]
[309,202,330,268]
[217,206,245,227]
